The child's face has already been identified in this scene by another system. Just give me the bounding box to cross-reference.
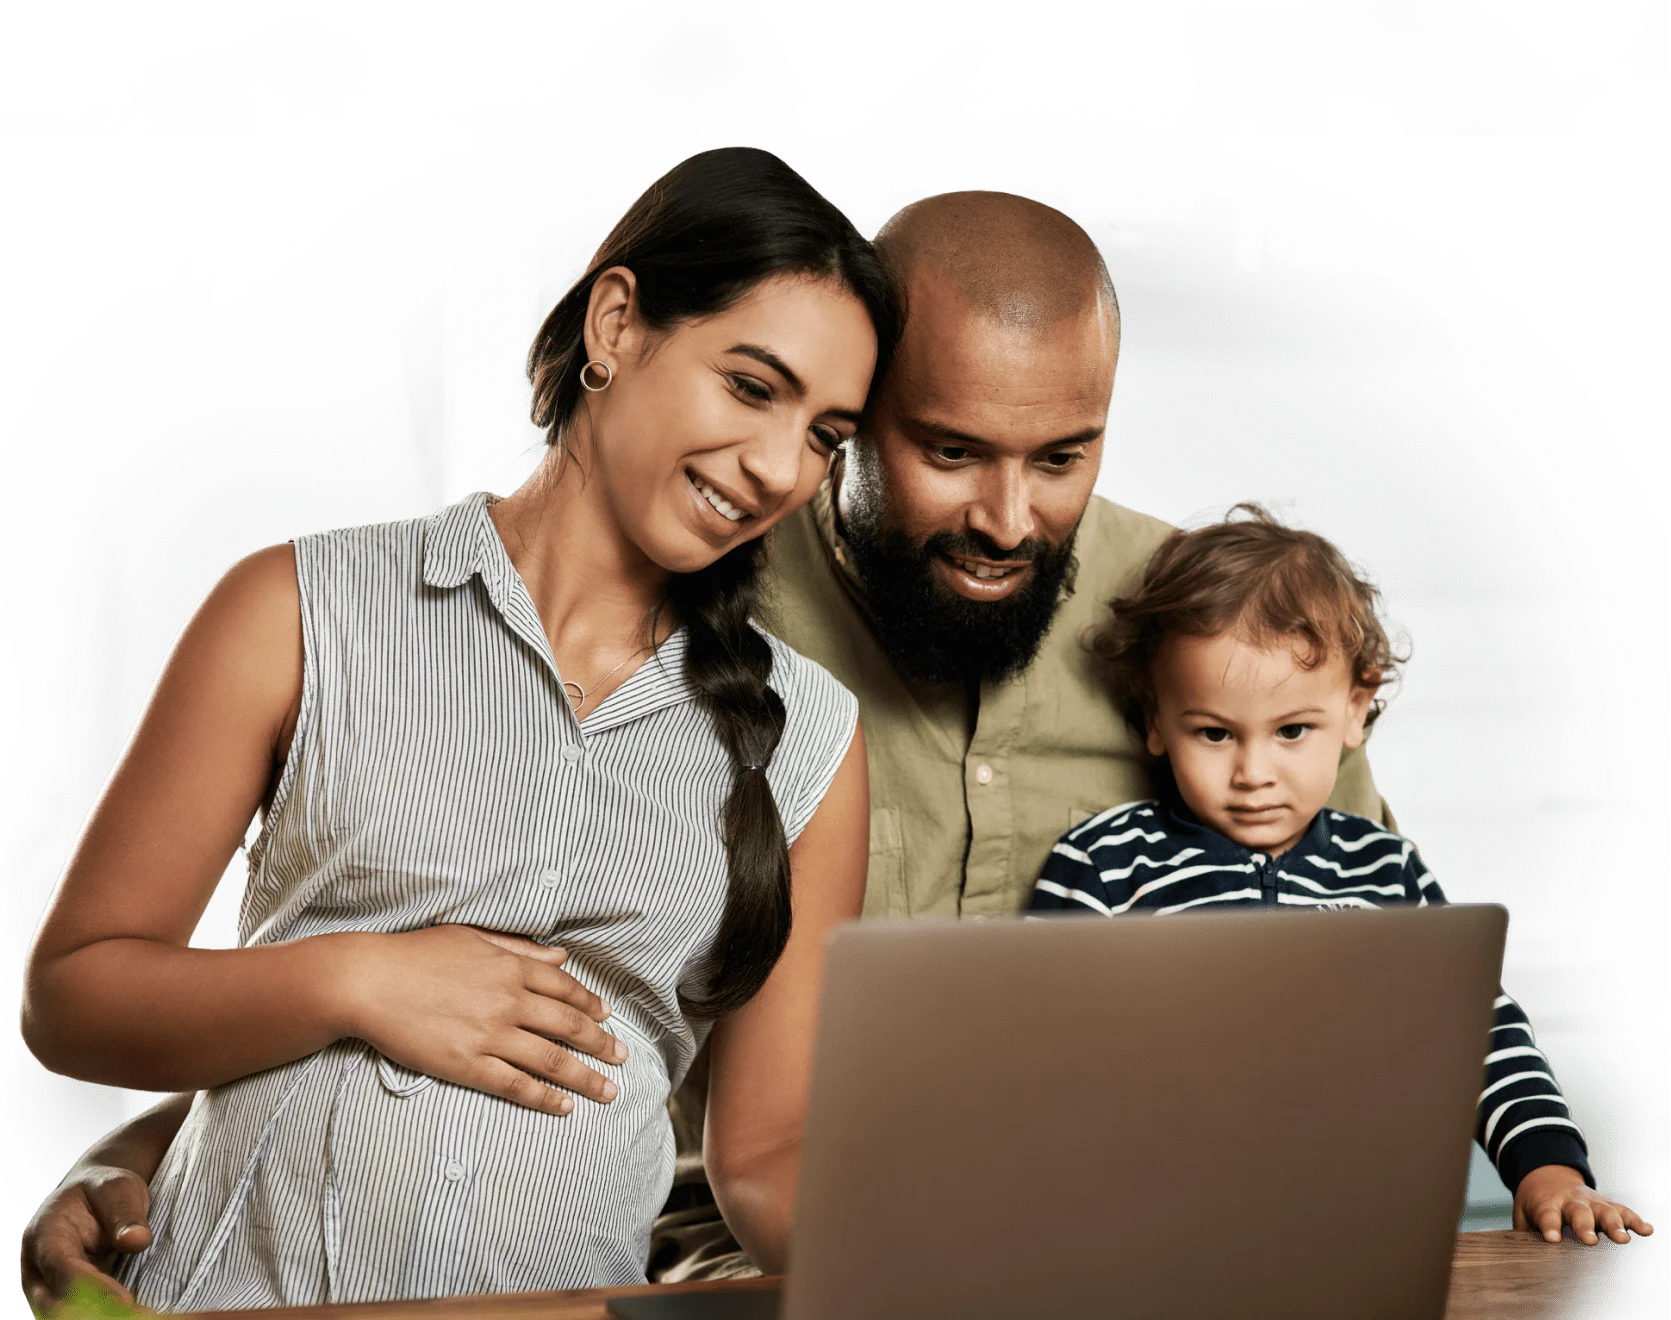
[1146,631,1374,856]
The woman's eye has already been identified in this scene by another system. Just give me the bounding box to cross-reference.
[1277,723,1311,741]
[729,374,771,403]
[810,425,841,453]
[1198,727,1231,744]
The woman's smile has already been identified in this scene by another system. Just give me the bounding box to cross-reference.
[686,467,758,527]
[681,461,761,531]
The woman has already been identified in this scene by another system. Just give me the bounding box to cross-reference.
[22,147,897,1309]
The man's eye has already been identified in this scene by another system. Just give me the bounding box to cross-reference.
[1042,449,1084,469]
[729,374,771,403]
[1198,727,1231,744]
[1276,723,1311,741]
[933,445,971,462]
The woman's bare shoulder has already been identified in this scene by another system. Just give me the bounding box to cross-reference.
[167,544,303,729]
[195,542,299,640]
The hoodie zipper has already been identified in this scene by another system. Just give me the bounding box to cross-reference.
[1257,852,1280,906]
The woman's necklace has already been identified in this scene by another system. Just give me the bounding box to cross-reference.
[562,644,652,716]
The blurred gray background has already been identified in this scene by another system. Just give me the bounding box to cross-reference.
[2,2,1665,1314]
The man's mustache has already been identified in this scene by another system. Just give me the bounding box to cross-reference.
[922,529,1055,564]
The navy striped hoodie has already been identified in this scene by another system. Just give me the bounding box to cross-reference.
[1030,794,1592,1191]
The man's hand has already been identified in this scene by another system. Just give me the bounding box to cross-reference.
[21,1164,152,1315]
[1514,1164,1654,1244]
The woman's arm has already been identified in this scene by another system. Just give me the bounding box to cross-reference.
[23,547,623,1108]
[703,726,869,1275]
[22,545,343,1084]
[20,1093,193,1312]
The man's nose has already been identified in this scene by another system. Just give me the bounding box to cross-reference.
[966,463,1036,553]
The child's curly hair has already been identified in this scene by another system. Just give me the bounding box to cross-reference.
[1092,504,1406,737]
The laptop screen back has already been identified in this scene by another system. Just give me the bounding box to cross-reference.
[785,905,1505,1320]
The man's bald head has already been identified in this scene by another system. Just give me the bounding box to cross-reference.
[873,191,1118,339]
[840,192,1119,687]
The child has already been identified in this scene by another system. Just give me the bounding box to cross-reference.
[1031,505,1651,1246]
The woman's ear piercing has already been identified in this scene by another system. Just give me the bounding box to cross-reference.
[580,360,614,392]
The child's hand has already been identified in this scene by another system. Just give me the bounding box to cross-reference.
[330,925,629,1116]
[1513,1164,1654,1244]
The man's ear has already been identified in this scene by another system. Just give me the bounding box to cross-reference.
[581,266,641,372]
[1145,715,1167,759]
[1342,682,1375,750]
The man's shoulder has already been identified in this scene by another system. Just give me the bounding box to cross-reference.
[1075,496,1175,597]
[761,498,820,580]
[761,629,857,719]
[759,502,841,624]
[758,503,883,687]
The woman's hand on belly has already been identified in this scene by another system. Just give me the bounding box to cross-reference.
[332,925,629,1115]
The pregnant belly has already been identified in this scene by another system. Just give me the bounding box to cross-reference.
[322,1043,675,1299]
[135,1038,678,1309]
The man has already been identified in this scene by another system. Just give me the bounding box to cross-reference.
[21,193,1423,1309]
[646,191,1391,1280]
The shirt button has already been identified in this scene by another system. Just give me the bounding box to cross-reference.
[540,868,563,888]
[975,764,994,785]
[561,745,583,765]
[443,1159,466,1183]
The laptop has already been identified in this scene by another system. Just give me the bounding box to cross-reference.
[617,904,1506,1320]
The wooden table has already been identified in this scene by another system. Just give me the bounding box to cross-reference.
[1443,1230,1656,1318]
[192,1232,1657,1319]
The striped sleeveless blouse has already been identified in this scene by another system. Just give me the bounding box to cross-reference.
[118,493,858,1311]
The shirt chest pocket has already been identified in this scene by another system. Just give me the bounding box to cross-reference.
[863,806,908,918]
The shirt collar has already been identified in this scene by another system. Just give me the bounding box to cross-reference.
[422,491,506,591]
[421,490,556,628]
[420,491,699,736]
[581,630,695,735]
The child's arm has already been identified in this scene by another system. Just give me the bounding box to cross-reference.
[1409,852,1652,1243]
[23,547,623,1109]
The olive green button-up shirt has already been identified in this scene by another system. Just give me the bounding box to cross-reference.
[760,475,1391,919]
[654,475,1395,1277]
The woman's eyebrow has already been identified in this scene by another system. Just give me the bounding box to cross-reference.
[727,344,805,396]
[726,343,864,424]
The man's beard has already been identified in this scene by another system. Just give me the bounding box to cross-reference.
[842,509,1079,688]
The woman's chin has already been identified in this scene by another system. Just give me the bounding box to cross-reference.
[646,527,759,576]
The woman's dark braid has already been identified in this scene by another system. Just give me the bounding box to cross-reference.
[668,538,792,1017]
